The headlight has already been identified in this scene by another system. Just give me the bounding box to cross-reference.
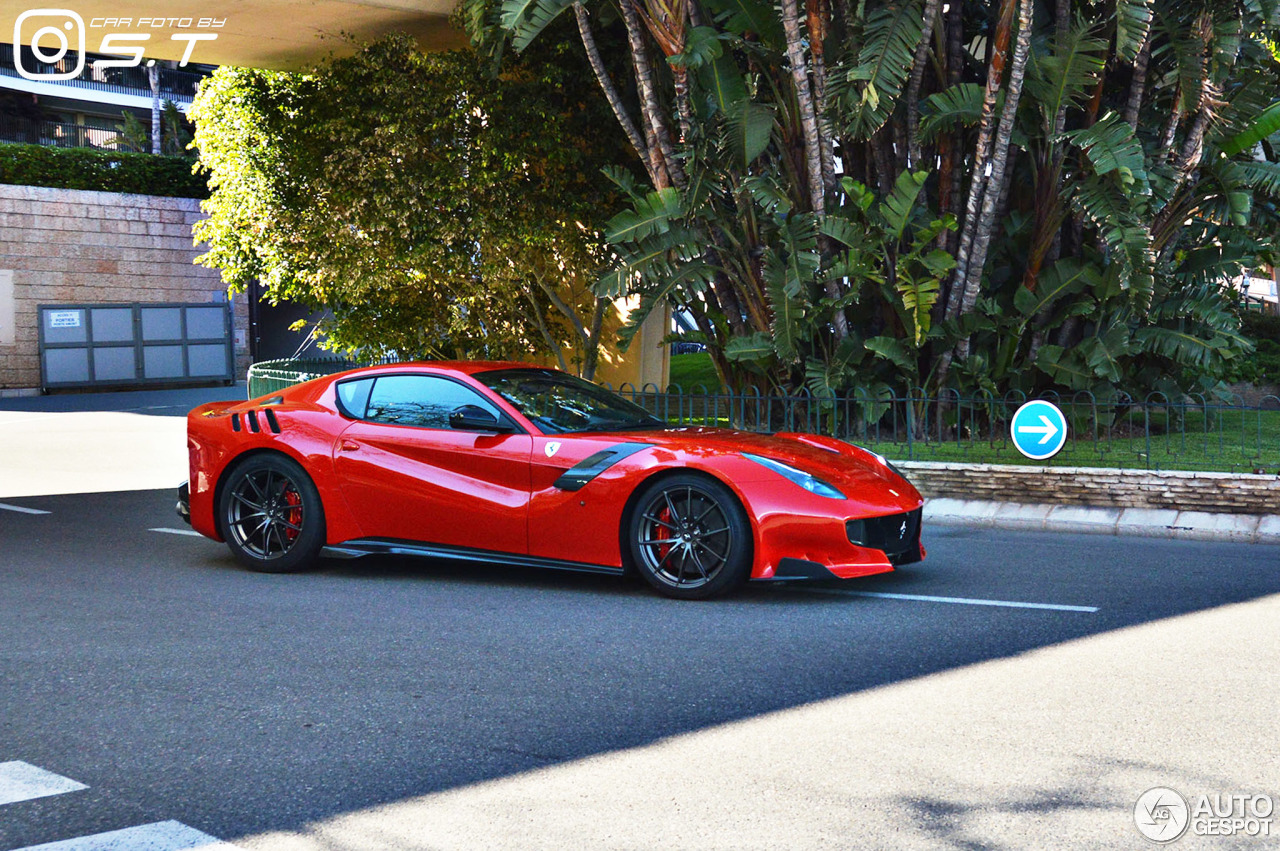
[742,453,846,500]
[854,445,909,482]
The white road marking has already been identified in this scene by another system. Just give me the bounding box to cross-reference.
[0,502,50,515]
[149,528,203,537]
[818,589,1098,613]
[0,415,65,427]
[0,761,88,805]
[12,820,242,851]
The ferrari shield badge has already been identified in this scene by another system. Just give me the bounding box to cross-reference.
[545,442,561,458]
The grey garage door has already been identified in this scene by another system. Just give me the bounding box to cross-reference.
[38,302,235,391]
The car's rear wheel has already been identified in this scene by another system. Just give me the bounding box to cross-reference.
[218,454,325,573]
[628,473,751,600]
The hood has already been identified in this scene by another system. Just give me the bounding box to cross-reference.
[589,426,917,503]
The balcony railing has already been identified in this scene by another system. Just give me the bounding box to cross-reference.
[0,115,140,150]
[1,43,206,102]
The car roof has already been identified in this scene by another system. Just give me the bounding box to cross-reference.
[337,361,548,379]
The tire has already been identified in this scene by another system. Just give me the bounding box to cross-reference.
[217,453,325,574]
[627,473,752,600]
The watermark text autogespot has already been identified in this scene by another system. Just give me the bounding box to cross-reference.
[1135,788,1274,843]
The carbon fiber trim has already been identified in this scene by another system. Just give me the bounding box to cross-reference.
[320,539,625,576]
[552,442,651,491]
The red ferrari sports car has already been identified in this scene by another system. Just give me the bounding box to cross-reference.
[179,362,924,599]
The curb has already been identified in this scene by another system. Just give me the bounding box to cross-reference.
[924,498,1280,545]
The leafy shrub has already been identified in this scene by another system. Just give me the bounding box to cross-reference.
[1230,312,1280,386]
[0,144,208,198]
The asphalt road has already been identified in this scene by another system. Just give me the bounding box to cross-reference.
[1,483,1278,849]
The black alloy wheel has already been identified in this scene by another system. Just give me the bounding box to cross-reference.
[218,454,325,573]
[628,473,751,599]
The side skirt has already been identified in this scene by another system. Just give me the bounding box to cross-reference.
[321,539,626,577]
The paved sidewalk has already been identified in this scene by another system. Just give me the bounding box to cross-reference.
[0,383,245,499]
[926,498,1280,545]
[235,590,1280,850]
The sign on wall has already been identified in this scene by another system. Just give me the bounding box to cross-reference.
[0,270,14,348]
[47,310,82,328]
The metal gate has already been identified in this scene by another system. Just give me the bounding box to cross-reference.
[38,302,235,391]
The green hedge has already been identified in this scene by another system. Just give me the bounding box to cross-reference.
[1235,312,1280,386]
[0,144,209,198]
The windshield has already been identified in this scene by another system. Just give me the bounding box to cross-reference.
[475,369,667,434]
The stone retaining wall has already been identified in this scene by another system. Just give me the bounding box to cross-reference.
[899,461,1279,516]
[0,184,248,390]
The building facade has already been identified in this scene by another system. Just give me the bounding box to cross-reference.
[0,183,249,391]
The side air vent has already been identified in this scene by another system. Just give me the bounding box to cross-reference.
[247,409,261,433]
[230,414,241,432]
[263,408,281,434]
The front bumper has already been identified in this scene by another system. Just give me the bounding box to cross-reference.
[755,507,925,582]
[176,481,191,525]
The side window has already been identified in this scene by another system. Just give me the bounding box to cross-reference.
[364,375,502,430]
[335,378,375,419]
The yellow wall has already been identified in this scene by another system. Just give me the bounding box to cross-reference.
[592,299,670,390]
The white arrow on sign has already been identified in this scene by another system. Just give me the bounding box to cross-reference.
[1017,415,1060,445]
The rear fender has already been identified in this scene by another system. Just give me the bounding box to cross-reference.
[186,401,363,544]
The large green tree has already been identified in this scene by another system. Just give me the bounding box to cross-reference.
[475,0,1280,399]
[191,33,624,375]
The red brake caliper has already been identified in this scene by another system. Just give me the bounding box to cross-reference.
[654,506,672,563]
[284,489,302,541]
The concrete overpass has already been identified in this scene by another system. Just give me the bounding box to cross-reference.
[3,0,464,69]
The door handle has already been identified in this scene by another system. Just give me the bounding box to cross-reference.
[340,439,360,452]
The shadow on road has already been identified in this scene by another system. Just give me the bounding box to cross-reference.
[1,488,1276,847]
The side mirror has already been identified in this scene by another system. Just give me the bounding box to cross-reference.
[449,404,509,433]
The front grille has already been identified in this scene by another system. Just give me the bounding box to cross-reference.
[847,508,922,563]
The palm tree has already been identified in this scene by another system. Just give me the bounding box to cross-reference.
[472,0,1280,396]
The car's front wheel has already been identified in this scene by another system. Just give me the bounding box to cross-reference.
[627,473,752,600]
[218,453,325,573]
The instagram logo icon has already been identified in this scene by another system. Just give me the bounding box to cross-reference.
[13,9,86,80]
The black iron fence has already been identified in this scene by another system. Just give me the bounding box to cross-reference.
[610,384,1280,474]
[246,357,1280,474]
[0,115,126,149]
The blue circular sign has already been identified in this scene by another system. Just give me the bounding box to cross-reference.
[1010,400,1068,460]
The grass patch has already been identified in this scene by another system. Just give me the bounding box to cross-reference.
[630,392,1280,474]
[667,352,721,390]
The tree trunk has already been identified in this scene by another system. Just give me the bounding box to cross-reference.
[574,3,650,169]
[526,290,570,372]
[619,0,679,188]
[535,273,607,379]
[780,0,848,339]
[944,0,1016,322]
[582,296,607,381]
[870,127,896,196]
[1159,100,1183,156]
[149,63,161,155]
[905,0,943,167]
[953,0,1034,346]
[1122,34,1152,128]
[672,65,692,143]
[807,0,836,192]
[780,0,825,217]
[940,0,964,256]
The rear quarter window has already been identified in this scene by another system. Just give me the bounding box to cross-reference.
[335,378,375,419]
